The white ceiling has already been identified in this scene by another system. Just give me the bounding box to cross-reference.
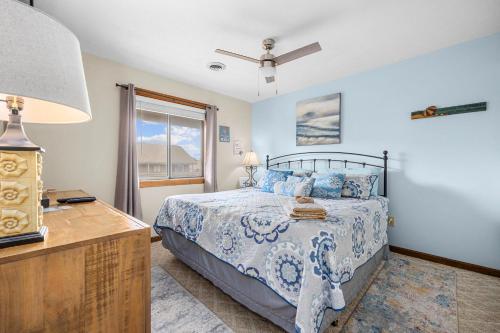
[35,0,500,102]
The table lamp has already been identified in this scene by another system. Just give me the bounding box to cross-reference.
[0,0,91,247]
[242,151,260,187]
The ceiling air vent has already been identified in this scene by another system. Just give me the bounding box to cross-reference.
[207,62,226,72]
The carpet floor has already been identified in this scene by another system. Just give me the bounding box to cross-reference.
[151,242,500,333]
[151,265,233,333]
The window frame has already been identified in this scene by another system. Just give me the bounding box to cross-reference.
[135,94,205,188]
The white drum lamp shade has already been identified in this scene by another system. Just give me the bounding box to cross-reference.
[0,0,91,124]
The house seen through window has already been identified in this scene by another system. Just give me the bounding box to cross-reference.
[136,96,203,179]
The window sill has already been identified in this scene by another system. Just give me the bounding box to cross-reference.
[139,177,204,188]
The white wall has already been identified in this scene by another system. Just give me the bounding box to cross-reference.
[25,53,252,228]
[252,33,500,269]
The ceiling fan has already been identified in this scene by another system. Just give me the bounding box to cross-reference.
[215,38,322,84]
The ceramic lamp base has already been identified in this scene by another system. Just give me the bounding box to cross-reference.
[0,100,46,248]
[0,225,47,248]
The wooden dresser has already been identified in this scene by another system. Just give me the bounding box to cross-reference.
[0,190,151,333]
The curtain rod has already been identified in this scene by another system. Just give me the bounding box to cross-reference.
[115,83,215,111]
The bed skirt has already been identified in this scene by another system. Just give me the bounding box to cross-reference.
[160,228,388,333]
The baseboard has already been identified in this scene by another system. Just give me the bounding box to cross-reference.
[389,245,500,278]
[151,235,162,243]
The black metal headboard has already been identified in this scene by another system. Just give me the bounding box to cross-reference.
[266,151,388,197]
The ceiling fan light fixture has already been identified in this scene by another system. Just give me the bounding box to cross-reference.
[259,60,276,78]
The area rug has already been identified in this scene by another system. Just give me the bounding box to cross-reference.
[339,255,458,333]
[151,266,233,333]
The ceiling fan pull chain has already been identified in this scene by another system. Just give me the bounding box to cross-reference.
[275,69,278,95]
[257,67,261,97]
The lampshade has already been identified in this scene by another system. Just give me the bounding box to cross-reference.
[242,151,260,166]
[0,0,91,124]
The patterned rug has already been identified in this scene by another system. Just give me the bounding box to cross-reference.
[338,256,458,332]
[151,266,233,333]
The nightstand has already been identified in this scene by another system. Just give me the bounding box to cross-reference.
[0,190,151,332]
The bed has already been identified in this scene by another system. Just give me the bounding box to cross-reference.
[154,151,389,333]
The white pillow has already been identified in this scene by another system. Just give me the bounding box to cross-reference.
[274,176,315,197]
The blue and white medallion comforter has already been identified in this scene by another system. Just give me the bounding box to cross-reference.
[154,188,389,333]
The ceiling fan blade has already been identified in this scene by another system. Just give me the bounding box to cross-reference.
[265,76,275,83]
[215,49,260,64]
[274,42,322,65]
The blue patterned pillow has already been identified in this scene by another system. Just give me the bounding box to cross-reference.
[269,169,313,177]
[329,168,381,196]
[274,176,316,197]
[257,169,302,189]
[341,175,378,199]
[260,169,293,192]
[311,173,345,199]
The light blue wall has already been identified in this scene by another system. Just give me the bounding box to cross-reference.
[252,33,500,269]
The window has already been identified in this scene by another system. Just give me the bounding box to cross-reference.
[136,96,204,182]
[170,115,203,178]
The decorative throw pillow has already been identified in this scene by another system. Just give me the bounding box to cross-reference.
[283,175,304,184]
[292,169,314,177]
[260,169,293,193]
[274,176,315,197]
[295,178,315,197]
[341,174,378,199]
[329,167,381,196]
[268,169,313,177]
[310,173,345,199]
[257,170,314,190]
[256,170,268,188]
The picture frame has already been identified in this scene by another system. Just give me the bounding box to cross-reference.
[219,125,230,142]
[296,93,341,146]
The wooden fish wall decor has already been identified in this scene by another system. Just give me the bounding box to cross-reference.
[411,102,487,120]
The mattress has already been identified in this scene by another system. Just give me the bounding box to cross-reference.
[154,188,389,333]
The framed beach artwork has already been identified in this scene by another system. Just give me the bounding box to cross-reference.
[219,125,230,142]
[296,93,341,146]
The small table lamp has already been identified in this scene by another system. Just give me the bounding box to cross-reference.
[242,151,260,187]
[0,1,92,248]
